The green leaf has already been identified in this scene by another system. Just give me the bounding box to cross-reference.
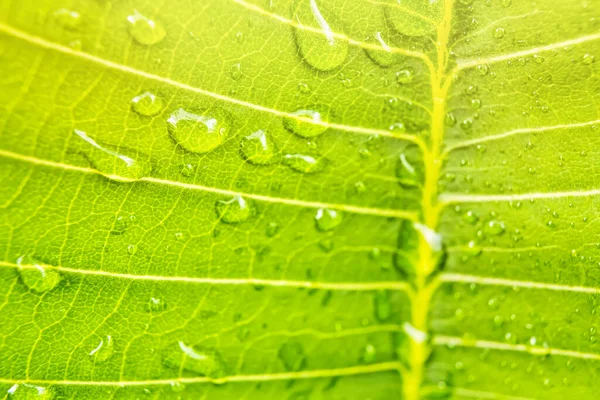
[0,0,599,399]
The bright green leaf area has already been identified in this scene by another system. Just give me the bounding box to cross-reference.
[0,0,599,398]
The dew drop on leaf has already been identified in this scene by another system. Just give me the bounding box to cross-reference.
[476,64,489,76]
[278,341,306,371]
[163,342,226,378]
[89,335,114,363]
[230,63,242,80]
[360,343,376,364]
[17,256,61,293]
[127,244,137,255]
[583,54,595,64]
[127,10,166,46]
[167,108,231,154]
[283,109,328,138]
[485,220,506,236]
[374,290,391,321]
[493,27,505,39]
[266,222,280,237]
[7,384,53,400]
[396,68,414,84]
[315,208,343,231]
[240,130,278,164]
[53,8,81,30]
[146,297,167,313]
[216,195,253,223]
[396,148,423,188]
[445,112,457,127]
[282,154,326,173]
[131,92,162,116]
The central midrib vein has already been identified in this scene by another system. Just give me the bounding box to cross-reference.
[403,0,455,399]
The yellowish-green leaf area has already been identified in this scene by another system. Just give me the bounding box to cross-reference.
[0,0,599,398]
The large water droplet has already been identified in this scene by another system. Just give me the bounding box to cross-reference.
[485,220,506,236]
[283,154,326,173]
[278,341,306,371]
[127,10,166,46]
[131,92,162,116]
[163,342,226,378]
[216,195,253,223]
[17,256,61,293]
[283,109,328,138]
[364,32,396,67]
[7,384,53,399]
[315,208,343,231]
[240,130,278,164]
[292,0,348,71]
[89,335,114,363]
[167,108,231,154]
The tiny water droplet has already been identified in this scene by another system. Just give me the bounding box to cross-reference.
[364,31,396,67]
[283,109,328,138]
[374,290,391,321]
[445,113,457,127]
[461,118,473,131]
[396,150,423,188]
[127,244,137,255]
[318,238,334,252]
[180,163,194,177]
[146,297,167,312]
[167,108,231,154]
[17,256,61,293]
[216,195,253,223]
[127,10,166,46]
[315,208,343,231]
[89,335,114,363]
[354,181,366,194]
[131,92,163,116]
[240,130,278,164]
[278,341,306,371]
[163,342,226,378]
[283,154,326,173]
[493,27,505,39]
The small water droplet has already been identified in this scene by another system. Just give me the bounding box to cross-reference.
[7,384,53,399]
[360,343,376,364]
[283,154,326,173]
[230,63,242,80]
[364,31,396,67]
[266,222,280,237]
[180,163,194,177]
[374,290,391,321]
[17,256,61,293]
[354,181,366,194]
[278,341,306,371]
[240,130,278,164]
[127,10,166,46]
[476,65,489,76]
[163,342,226,378]
[53,8,81,30]
[216,195,253,223]
[485,220,506,236]
[146,297,167,312]
[396,68,414,84]
[315,208,343,231]
[396,150,423,188]
[501,0,512,7]
[167,108,231,154]
[89,335,114,363]
[461,118,473,131]
[127,244,137,255]
[283,109,328,138]
[131,92,162,116]
[583,54,595,64]
[445,112,457,127]
[493,27,505,39]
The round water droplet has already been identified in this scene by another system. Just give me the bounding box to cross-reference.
[360,343,376,364]
[146,297,167,313]
[283,154,325,173]
[476,65,489,76]
[163,342,226,378]
[240,130,278,164]
[180,163,194,177]
[461,118,473,131]
[583,54,595,64]
[7,384,53,399]
[493,27,505,39]
[127,244,137,255]
[445,113,457,127]
[266,222,280,237]
[396,68,414,84]
[167,108,231,154]
[278,341,306,371]
[127,10,166,46]
[17,256,61,293]
[53,8,81,30]
[89,335,114,363]
[230,63,242,80]
[485,220,506,236]
[283,109,328,138]
[216,195,253,223]
[315,208,342,231]
[354,181,366,194]
[131,92,162,116]
[112,215,129,235]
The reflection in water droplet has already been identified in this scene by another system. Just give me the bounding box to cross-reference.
[315,208,342,231]
[17,256,61,293]
[167,108,231,154]
[146,297,167,312]
[278,341,306,371]
[283,109,328,138]
[240,130,278,164]
[127,10,166,45]
[216,195,253,223]
[131,92,163,116]
[283,154,325,173]
[7,384,53,399]
[53,8,81,30]
[89,335,114,363]
[292,0,348,71]
[163,342,226,378]
[485,220,506,236]
[74,129,151,180]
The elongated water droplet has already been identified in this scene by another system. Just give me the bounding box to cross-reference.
[75,129,151,180]
[396,147,423,188]
[131,92,162,116]
[240,130,278,164]
[283,154,325,173]
[284,109,328,138]
[163,342,226,378]
[315,208,342,231]
[53,8,81,30]
[292,0,348,71]
[17,256,61,293]
[266,222,280,237]
[374,290,391,321]
[360,343,376,364]
[216,195,253,223]
[278,341,306,371]
[7,384,53,399]
[167,108,231,154]
[89,335,114,363]
[127,10,166,45]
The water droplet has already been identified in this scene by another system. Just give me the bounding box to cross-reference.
[283,154,326,173]
[146,297,167,312]
[445,113,457,127]
[315,208,342,231]
[396,68,414,84]
[127,244,137,255]
[463,210,479,225]
[502,0,512,7]
[461,118,473,131]
[485,220,506,236]
[167,108,231,154]
[127,10,166,46]
[318,238,334,252]
[374,290,391,321]
[471,99,482,109]
[364,32,396,67]
[240,130,278,164]
[533,54,545,64]
[89,335,114,363]
[283,109,328,138]
[53,8,81,30]
[396,149,423,188]
[230,63,242,80]
[583,54,595,64]
[180,163,194,177]
[354,181,366,194]
[278,341,306,371]
[360,343,376,364]
[384,0,439,37]
[17,256,61,293]
[216,195,253,223]
[292,0,348,71]
[266,222,280,237]
[163,342,226,378]
[7,384,53,399]
[131,92,162,116]
[493,27,505,39]
[476,65,489,76]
